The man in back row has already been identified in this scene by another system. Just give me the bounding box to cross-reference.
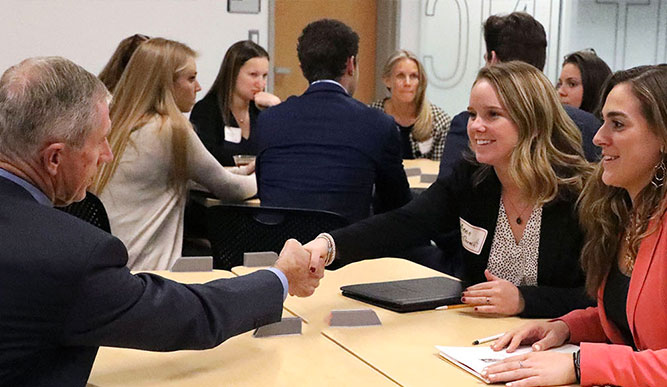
[438,11,601,180]
[0,56,320,386]
[255,19,411,223]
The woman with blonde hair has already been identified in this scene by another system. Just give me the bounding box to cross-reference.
[93,38,256,270]
[483,65,667,386]
[98,33,150,93]
[370,49,451,160]
[303,61,593,318]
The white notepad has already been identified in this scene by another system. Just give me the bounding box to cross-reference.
[435,344,579,383]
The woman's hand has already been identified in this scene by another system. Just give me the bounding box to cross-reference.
[482,351,576,387]
[461,270,525,316]
[491,320,571,353]
[254,92,281,110]
[303,237,329,277]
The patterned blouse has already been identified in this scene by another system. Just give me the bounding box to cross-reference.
[369,98,452,161]
[487,199,542,286]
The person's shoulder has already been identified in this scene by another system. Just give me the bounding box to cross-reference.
[369,99,387,111]
[563,105,600,126]
[429,103,452,122]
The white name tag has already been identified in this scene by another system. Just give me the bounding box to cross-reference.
[459,217,488,255]
[224,126,242,143]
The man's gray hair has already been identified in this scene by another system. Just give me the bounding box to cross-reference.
[0,56,109,160]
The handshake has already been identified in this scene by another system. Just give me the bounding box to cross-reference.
[272,237,332,297]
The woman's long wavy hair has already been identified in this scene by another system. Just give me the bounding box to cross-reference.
[207,40,268,125]
[91,38,196,195]
[381,49,432,141]
[472,61,592,205]
[578,65,667,296]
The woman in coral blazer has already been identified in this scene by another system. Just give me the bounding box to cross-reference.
[482,65,667,386]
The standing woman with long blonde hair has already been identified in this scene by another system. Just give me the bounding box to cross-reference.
[370,49,451,160]
[92,38,256,271]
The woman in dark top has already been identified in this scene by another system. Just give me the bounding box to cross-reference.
[556,49,611,119]
[303,62,594,318]
[484,65,667,387]
[190,40,280,166]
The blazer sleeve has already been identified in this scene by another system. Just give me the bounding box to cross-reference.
[372,117,412,214]
[558,302,667,385]
[578,343,667,386]
[425,104,451,161]
[332,164,466,265]
[438,111,469,180]
[61,236,283,350]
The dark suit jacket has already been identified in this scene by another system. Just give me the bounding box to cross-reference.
[190,92,261,166]
[254,82,411,223]
[0,177,283,386]
[331,160,594,318]
[438,106,601,179]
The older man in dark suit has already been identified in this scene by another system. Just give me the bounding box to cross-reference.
[0,57,320,386]
[255,19,411,223]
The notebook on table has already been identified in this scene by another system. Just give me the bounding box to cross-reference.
[340,276,463,313]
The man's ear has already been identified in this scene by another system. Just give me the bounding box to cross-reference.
[488,50,499,65]
[346,56,356,76]
[40,143,65,176]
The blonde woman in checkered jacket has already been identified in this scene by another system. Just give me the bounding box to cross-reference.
[370,50,451,161]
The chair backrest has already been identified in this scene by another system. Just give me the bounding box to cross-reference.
[57,192,111,233]
[206,204,349,270]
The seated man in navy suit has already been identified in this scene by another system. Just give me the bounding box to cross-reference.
[0,56,321,386]
[255,19,411,223]
[438,12,601,180]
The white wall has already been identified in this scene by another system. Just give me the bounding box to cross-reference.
[0,0,269,96]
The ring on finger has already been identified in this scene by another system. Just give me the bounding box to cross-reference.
[486,296,490,304]
[518,360,524,369]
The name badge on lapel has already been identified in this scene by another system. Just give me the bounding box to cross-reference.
[459,217,488,255]
[224,126,242,144]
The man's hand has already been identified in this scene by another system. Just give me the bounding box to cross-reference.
[274,239,322,297]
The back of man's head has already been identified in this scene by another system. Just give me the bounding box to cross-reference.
[297,19,359,83]
[0,57,107,161]
[484,12,547,71]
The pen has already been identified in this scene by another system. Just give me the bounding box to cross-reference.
[472,332,505,345]
[435,304,473,310]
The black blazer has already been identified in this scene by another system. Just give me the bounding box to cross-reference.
[254,82,411,223]
[332,160,594,318]
[190,92,261,166]
[0,177,283,386]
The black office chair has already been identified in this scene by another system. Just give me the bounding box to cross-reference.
[206,204,349,270]
[58,191,111,233]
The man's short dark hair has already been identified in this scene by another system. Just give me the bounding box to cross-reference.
[297,19,359,83]
[483,12,547,71]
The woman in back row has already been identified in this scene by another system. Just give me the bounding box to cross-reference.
[557,49,611,119]
[304,61,594,318]
[92,38,256,271]
[370,50,451,160]
[190,40,280,166]
[484,65,667,387]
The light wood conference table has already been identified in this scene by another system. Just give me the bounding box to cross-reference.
[233,258,543,386]
[88,270,394,387]
[402,159,440,189]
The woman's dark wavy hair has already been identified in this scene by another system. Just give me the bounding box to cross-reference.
[563,50,612,118]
